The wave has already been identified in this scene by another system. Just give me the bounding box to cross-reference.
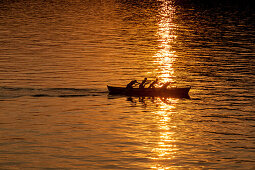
[0,86,108,99]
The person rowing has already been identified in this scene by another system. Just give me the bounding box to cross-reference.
[139,78,149,88]
[126,80,138,89]
[148,78,159,88]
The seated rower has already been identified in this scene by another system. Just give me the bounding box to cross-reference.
[161,82,171,89]
[148,78,159,88]
[126,80,138,89]
[139,78,148,89]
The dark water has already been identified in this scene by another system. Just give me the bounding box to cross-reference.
[0,0,254,169]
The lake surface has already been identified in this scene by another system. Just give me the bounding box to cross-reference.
[0,0,254,169]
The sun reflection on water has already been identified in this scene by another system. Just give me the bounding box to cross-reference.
[152,0,177,84]
[149,1,178,169]
[150,98,179,169]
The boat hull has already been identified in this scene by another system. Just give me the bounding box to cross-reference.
[107,85,191,98]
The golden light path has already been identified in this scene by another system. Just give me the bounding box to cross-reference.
[149,1,179,169]
[152,0,177,84]
[150,98,179,170]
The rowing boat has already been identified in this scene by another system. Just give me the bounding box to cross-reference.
[107,85,191,98]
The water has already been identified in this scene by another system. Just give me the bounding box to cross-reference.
[0,0,254,169]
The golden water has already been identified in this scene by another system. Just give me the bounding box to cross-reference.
[0,0,254,169]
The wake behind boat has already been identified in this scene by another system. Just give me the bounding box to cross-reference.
[107,85,191,98]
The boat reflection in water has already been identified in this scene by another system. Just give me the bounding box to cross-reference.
[126,96,188,106]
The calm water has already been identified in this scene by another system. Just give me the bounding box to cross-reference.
[0,0,254,169]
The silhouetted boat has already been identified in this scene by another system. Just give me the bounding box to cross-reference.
[107,85,191,98]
